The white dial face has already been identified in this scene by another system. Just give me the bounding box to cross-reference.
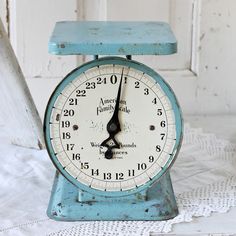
[47,62,177,192]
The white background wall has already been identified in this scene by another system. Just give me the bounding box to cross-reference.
[1,0,236,119]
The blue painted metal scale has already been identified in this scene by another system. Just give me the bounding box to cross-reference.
[44,21,183,221]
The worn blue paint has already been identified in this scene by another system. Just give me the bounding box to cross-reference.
[44,57,183,198]
[48,21,177,55]
[45,21,182,221]
[44,57,183,221]
[47,171,178,221]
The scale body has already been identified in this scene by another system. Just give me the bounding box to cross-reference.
[44,21,183,221]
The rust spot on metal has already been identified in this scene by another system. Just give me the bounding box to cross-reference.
[118,48,125,53]
[52,211,58,216]
[81,201,96,206]
[123,27,132,31]
[152,203,160,208]
[89,27,99,31]
[60,44,65,48]
[123,214,129,220]
[135,192,146,201]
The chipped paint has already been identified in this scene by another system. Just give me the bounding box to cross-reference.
[47,172,178,221]
[49,21,177,55]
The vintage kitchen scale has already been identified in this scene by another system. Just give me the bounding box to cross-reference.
[44,21,183,221]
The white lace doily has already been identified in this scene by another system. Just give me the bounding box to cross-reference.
[0,123,236,236]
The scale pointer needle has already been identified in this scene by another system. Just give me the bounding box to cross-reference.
[100,68,124,159]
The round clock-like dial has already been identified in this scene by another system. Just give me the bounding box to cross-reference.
[44,57,182,194]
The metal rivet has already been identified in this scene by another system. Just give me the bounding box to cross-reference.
[73,125,79,130]
[149,125,155,131]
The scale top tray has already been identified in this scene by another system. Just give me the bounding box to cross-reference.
[49,21,177,55]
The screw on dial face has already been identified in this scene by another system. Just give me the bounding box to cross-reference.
[45,58,182,194]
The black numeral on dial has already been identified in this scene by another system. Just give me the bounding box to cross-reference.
[97,77,107,84]
[66,144,75,151]
[157,109,163,116]
[61,121,70,128]
[103,173,112,180]
[91,169,99,176]
[160,121,166,127]
[144,88,149,95]
[156,145,161,152]
[149,156,154,163]
[62,132,71,139]
[135,81,140,88]
[85,82,96,89]
[115,173,124,180]
[138,163,147,170]
[69,98,78,105]
[128,169,135,177]
[81,162,89,169]
[63,109,74,116]
[72,153,80,160]
[110,75,117,84]
[160,133,165,140]
[76,90,86,97]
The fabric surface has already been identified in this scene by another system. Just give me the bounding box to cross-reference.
[0,124,236,236]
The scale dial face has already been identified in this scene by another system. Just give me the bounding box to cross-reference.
[44,57,182,196]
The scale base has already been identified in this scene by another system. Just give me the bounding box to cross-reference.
[47,171,178,221]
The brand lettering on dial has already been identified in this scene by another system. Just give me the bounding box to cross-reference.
[97,98,130,115]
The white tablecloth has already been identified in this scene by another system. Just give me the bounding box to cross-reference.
[1,120,236,236]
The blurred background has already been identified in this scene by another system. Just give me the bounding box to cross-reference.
[0,0,236,119]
